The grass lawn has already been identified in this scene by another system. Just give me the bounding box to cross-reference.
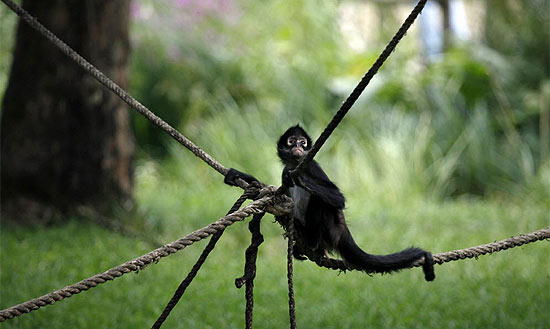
[1,196,548,328]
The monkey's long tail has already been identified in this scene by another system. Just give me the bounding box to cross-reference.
[337,229,435,281]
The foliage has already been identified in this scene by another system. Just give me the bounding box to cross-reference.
[347,45,549,198]
[129,0,344,156]
[0,0,547,197]
[128,0,549,199]
[485,0,549,89]
[0,0,19,102]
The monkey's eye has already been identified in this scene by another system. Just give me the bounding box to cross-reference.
[287,138,296,147]
[298,139,307,147]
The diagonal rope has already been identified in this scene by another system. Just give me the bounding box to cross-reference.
[292,0,428,176]
[151,185,260,329]
[0,192,291,323]
[0,0,230,179]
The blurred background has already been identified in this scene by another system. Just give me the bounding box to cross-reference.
[1,0,548,328]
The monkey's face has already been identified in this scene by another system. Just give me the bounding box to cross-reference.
[286,135,308,157]
[277,125,312,165]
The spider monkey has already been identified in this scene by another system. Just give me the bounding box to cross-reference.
[225,125,435,281]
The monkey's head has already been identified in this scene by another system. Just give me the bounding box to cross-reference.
[277,125,312,165]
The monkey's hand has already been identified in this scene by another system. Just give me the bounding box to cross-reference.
[292,248,307,261]
[224,168,259,187]
[423,252,436,282]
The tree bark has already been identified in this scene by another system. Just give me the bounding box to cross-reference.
[1,0,133,223]
[437,0,450,51]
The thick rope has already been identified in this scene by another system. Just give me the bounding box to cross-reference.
[286,218,297,329]
[426,227,550,265]
[234,213,265,329]
[292,0,428,176]
[303,228,550,272]
[0,0,229,179]
[151,185,261,329]
[0,191,291,323]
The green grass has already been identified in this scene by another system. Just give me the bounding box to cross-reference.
[1,194,548,328]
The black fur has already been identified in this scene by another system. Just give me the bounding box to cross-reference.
[224,168,259,187]
[278,125,435,281]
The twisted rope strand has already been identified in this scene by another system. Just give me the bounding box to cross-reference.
[307,228,550,272]
[237,213,265,329]
[293,0,428,175]
[287,218,297,329]
[429,228,550,265]
[0,194,281,322]
[151,186,259,329]
[0,0,228,177]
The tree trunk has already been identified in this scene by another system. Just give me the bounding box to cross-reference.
[437,0,450,51]
[1,0,133,223]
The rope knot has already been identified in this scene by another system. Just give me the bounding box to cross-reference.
[256,185,293,217]
[243,181,262,200]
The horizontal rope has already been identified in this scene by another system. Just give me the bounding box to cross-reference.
[428,227,550,265]
[0,191,291,323]
[303,228,550,272]
[0,0,230,179]
[1,206,547,322]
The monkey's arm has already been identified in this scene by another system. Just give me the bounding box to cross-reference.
[224,168,259,187]
[295,161,345,209]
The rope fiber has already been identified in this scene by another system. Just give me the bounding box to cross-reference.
[235,212,266,329]
[301,228,550,273]
[151,184,261,329]
[286,217,297,329]
[0,191,291,322]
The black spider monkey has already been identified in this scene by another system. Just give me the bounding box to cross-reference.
[225,125,435,281]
